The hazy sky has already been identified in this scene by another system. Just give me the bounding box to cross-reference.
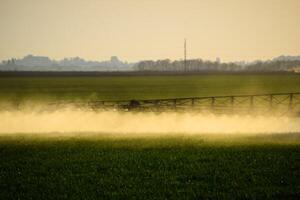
[0,0,299,62]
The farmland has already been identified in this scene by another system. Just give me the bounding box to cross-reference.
[0,73,300,102]
[0,73,300,199]
[0,134,300,199]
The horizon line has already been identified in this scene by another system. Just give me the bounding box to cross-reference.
[2,54,300,64]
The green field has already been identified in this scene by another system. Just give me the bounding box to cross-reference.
[1,74,300,199]
[0,74,300,102]
[0,135,300,199]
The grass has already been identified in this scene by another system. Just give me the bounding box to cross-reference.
[0,134,299,199]
[0,74,300,102]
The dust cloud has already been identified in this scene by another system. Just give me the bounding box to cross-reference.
[0,106,299,136]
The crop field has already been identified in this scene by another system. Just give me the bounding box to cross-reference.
[0,73,300,199]
[0,73,300,102]
[0,135,300,199]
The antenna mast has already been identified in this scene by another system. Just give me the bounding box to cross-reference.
[184,38,187,71]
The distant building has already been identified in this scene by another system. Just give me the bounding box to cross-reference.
[110,56,121,67]
[19,54,53,67]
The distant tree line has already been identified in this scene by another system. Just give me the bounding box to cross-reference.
[2,58,17,66]
[135,59,300,72]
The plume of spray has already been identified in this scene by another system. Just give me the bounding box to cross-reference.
[0,103,300,136]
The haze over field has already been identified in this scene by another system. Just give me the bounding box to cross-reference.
[1,108,300,135]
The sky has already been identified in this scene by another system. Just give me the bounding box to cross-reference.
[0,0,299,62]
